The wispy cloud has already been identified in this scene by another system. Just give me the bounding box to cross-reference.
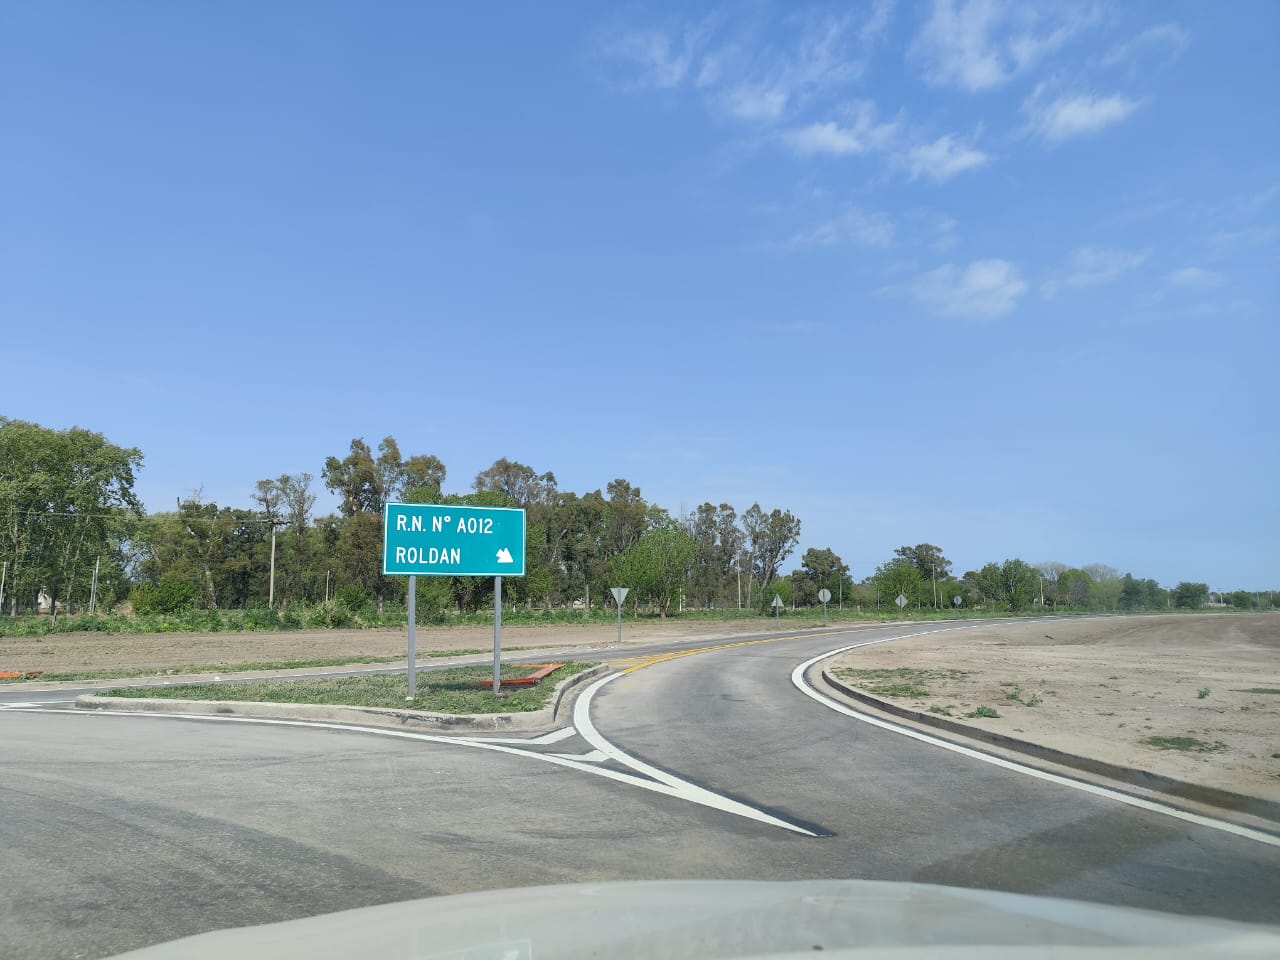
[1102,22,1189,70]
[910,0,1096,92]
[782,100,898,156]
[784,207,895,249]
[1209,225,1278,251]
[902,134,989,182]
[1042,246,1146,297]
[1024,88,1144,142]
[1167,267,1224,289]
[603,25,704,89]
[603,7,894,125]
[910,259,1028,319]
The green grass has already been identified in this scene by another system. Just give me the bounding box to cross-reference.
[103,662,597,713]
[965,705,1000,719]
[928,705,956,717]
[1232,688,1280,695]
[832,666,971,699]
[1142,736,1226,753]
[1197,687,1211,699]
[0,648,523,683]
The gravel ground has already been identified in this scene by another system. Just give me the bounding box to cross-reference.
[831,614,1280,801]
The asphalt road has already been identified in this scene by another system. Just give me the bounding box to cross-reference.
[2,621,1278,959]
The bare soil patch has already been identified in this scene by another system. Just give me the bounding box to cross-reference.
[831,614,1280,801]
[0,619,768,678]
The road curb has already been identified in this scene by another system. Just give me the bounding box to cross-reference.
[819,668,1280,825]
[74,664,610,736]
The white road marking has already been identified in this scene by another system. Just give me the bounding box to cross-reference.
[572,672,817,835]
[0,700,75,709]
[547,749,606,763]
[461,726,576,746]
[790,632,1280,849]
[6,705,817,836]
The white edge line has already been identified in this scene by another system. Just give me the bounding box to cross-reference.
[573,671,817,835]
[790,633,1280,849]
[9,705,817,836]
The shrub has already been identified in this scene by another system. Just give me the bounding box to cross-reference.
[130,580,198,615]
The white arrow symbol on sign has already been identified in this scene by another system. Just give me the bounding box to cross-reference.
[496,548,514,564]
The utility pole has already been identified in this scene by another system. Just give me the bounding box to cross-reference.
[268,522,279,607]
[89,557,100,615]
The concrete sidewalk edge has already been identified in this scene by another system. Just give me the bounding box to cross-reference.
[74,664,611,736]
[819,667,1280,828]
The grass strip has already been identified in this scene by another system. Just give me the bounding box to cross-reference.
[0,648,525,683]
[1142,736,1226,753]
[102,662,598,713]
[831,666,971,699]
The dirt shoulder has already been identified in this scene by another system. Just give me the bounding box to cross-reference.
[829,614,1280,802]
[0,618,781,679]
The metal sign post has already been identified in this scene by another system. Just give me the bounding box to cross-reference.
[818,588,831,625]
[493,576,502,694]
[896,593,908,618]
[771,594,783,621]
[953,595,963,611]
[406,575,417,700]
[611,587,630,645]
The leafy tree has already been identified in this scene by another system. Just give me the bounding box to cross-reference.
[742,503,801,589]
[1173,581,1209,609]
[1055,568,1093,607]
[473,458,557,507]
[611,526,697,618]
[0,418,142,617]
[893,544,952,607]
[1226,590,1254,609]
[687,502,743,608]
[974,559,1039,612]
[792,547,851,607]
[872,558,924,609]
[1119,574,1145,610]
[322,437,446,611]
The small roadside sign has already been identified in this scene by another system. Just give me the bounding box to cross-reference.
[610,587,630,644]
[771,594,783,621]
[953,595,963,608]
[818,588,831,625]
[895,593,908,609]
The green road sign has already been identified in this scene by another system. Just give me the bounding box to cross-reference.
[383,502,526,577]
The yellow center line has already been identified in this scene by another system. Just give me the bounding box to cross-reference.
[611,634,808,674]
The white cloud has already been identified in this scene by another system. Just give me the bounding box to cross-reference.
[1102,23,1189,69]
[605,7,892,125]
[604,28,698,89]
[785,207,896,249]
[903,134,989,182]
[1025,90,1144,142]
[1209,225,1278,250]
[1167,267,1224,288]
[783,100,898,156]
[1042,246,1146,297]
[911,259,1028,319]
[910,0,1094,92]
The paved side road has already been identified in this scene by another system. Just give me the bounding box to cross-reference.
[2,622,1278,960]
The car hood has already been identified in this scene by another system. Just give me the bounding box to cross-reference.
[111,878,1280,959]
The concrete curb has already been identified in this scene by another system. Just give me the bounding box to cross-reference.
[74,664,611,736]
[820,668,1280,825]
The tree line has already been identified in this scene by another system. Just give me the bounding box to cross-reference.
[2,418,1274,620]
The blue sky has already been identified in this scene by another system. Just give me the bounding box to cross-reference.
[3,2,1276,589]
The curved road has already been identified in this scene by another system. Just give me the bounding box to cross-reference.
[2,620,1277,959]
